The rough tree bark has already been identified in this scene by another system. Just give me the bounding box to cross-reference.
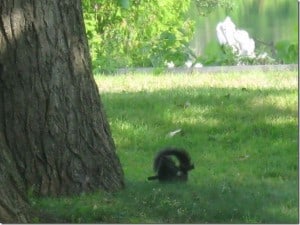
[0,132,29,223]
[0,0,124,222]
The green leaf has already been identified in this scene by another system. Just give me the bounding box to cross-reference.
[118,0,130,9]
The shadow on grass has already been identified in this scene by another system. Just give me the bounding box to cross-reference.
[102,86,297,154]
[33,178,298,223]
[119,178,298,223]
[32,86,298,223]
[103,86,296,129]
[100,86,298,223]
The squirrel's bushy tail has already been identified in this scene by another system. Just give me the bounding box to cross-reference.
[153,148,194,172]
[147,147,194,182]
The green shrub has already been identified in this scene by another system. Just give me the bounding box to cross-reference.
[275,40,298,64]
[83,0,194,73]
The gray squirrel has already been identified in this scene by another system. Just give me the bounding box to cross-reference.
[147,148,194,182]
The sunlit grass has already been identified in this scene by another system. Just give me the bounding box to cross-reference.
[32,70,298,223]
[96,71,297,93]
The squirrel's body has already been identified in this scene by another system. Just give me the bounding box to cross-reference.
[148,148,194,182]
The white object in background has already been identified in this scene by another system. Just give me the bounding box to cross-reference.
[165,61,175,68]
[216,16,255,57]
[216,17,237,48]
[233,29,255,57]
[193,63,203,68]
[185,60,193,68]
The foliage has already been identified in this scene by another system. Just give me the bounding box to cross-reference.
[193,0,234,16]
[275,40,298,64]
[195,42,237,66]
[117,0,130,9]
[82,0,238,73]
[82,0,296,73]
[190,0,297,66]
[32,71,298,223]
[195,39,297,67]
[82,0,194,73]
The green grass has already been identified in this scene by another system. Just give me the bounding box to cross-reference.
[32,71,298,223]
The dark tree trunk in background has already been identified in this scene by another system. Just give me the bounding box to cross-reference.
[0,0,124,222]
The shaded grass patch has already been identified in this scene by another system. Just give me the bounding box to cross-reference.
[32,71,298,223]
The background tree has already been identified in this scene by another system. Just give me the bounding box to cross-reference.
[0,0,124,222]
[83,0,233,73]
[83,0,194,72]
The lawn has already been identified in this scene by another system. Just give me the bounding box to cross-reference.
[32,71,298,223]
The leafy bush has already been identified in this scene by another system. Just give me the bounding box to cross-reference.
[195,42,238,66]
[196,39,297,67]
[83,0,295,72]
[275,40,298,64]
[83,0,194,73]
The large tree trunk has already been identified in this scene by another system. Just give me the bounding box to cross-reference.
[0,132,29,223]
[0,0,124,209]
